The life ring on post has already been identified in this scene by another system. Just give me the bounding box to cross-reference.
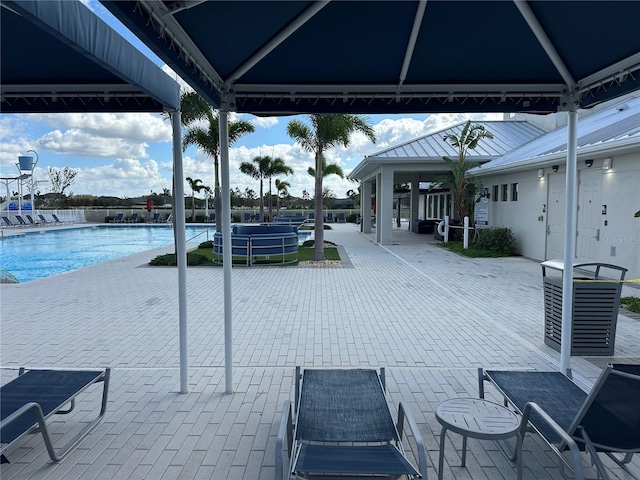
[437,220,446,237]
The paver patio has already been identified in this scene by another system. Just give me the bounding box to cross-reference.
[1,222,638,479]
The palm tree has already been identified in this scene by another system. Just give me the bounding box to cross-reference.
[266,157,293,221]
[440,120,494,223]
[307,155,344,179]
[180,91,254,230]
[186,177,208,221]
[275,178,290,216]
[239,155,271,220]
[287,114,376,260]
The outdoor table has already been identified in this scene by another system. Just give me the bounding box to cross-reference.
[436,397,522,480]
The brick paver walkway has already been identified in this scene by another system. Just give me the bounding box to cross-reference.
[1,223,638,479]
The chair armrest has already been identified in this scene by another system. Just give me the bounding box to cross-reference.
[397,402,428,478]
[275,401,293,480]
[522,402,585,480]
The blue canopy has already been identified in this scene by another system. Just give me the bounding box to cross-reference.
[103,0,640,115]
[1,0,179,113]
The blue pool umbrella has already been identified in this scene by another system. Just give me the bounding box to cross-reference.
[103,0,640,387]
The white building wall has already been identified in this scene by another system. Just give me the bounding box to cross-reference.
[598,153,640,279]
[481,152,640,281]
[484,170,548,261]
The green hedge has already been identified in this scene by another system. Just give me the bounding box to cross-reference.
[475,227,517,255]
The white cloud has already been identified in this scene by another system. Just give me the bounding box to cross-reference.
[30,112,171,142]
[37,129,149,159]
[71,158,169,197]
[251,117,279,129]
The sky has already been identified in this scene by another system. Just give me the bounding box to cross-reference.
[0,1,502,201]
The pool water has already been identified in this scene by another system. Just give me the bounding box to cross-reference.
[0,225,215,283]
[1,225,313,283]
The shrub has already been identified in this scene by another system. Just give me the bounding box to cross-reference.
[346,213,359,223]
[475,227,517,255]
[149,251,209,266]
[199,240,213,249]
[621,296,640,313]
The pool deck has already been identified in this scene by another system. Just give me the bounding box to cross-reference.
[1,222,639,480]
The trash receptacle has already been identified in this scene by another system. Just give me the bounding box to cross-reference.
[541,258,627,356]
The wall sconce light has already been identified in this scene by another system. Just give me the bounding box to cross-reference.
[585,159,593,168]
[552,165,559,173]
[603,158,612,170]
[542,204,546,213]
[537,168,544,178]
[602,205,607,215]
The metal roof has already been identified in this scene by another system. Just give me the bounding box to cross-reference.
[367,121,547,160]
[473,96,640,174]
[1,0,180,113]
[102,0,640,115]
[349,120,547,181]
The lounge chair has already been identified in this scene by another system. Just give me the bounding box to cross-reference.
[110,213,124,223]
[38,214,51,225]
[254,213,261,223]
[338,212,346,223]
[243,212,251,223]
[326,212,333,223]
[478,364,640,480]
[0,367,110,463]
[25,214,40,226]
[127,213,138,223]
[51,214,64,224]
[2,216,17,228]
[151,212,160,223]
[14,215,28,227]
[276,367,427,479]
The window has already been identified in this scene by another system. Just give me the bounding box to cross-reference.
[426,193,453,218]
[492,185,498,202]
[501,184,508,202]
[511,183,518,201]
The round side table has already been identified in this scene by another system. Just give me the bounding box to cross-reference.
[436,397,522,480]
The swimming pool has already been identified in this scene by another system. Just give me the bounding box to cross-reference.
[1,225,313,283]
[0,225,215,283]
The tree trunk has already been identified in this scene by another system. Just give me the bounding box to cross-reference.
[259,179,264,221]
[314,151,324,261]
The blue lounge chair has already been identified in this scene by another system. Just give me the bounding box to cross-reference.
[14,215,28,227]
[338,212,346,223]
[277,367,427,479]
[207,213,215,223]
[38,214,51,225]
[25,215,40,226]
[243,212,251,223]
[254,213,261,223]
[2,216,17,228]
[326,212,333,223]
[51,214,64,224]
[110,213,124,223]
[479,364,640,480]
[127,213,138,223]
[0,368,110,463]
[151,212,160,223]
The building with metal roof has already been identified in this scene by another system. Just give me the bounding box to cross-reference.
[351,94,639,280]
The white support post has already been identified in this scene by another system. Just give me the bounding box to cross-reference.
[463,216,469,249]
[171,110,189,394]
[444,215,450,243]
[219,109,234,394]
[560,109,579,376]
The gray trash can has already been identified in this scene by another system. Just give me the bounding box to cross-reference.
[541,258,627,356]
